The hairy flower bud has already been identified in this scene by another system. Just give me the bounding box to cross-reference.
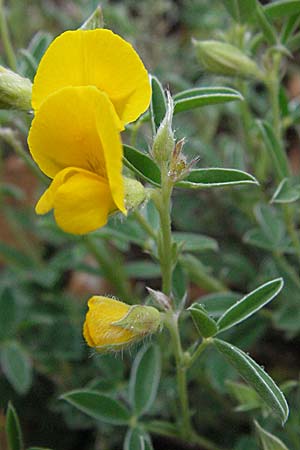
[0,66,32,111]
[152,92,175,165]
[193,40,263,79]
[123,177,146,211]
[83,296,161,352]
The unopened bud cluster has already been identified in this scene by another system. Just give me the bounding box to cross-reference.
[152,92,175,165]
[152,91,194,182]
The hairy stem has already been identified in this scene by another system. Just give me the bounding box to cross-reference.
[155,162,173,296]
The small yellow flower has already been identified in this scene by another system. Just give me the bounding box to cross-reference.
[28,86,125,234]
[83,296,161,352]
[31,29,151,126]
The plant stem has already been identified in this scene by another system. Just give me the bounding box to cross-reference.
[268,52,282,142]
[0,0,17,71]
[155,162,174,296]
[188,337,211,368]
[164,311,191,439]
[133,209,157,240]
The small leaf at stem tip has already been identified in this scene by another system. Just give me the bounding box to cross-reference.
[188,303,219,337]
[177,168,259,188]
[214,339,289,424]
[216,278,284,333]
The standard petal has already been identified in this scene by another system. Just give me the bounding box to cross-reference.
[32,29,151,124]
[28,86,121,179]
[53,169,116,234]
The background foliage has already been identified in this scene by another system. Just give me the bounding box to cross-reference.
[1,1,300,449]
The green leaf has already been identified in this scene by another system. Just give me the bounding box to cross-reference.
[129,344,161,416]
[173,87,243,113]
[173,232,218,252]
[214,339,289,424]
[264,0,300,20]
[123,145,161,186]
[257,121,290,179]
[188,303,218,337]
[5,402,23,450]
[255,421,289,450]
[61,390,130,425]
[125,261,161,279]
[124,429,153,450]
[177,168,258,188]
[271,178,300,204]
[150,75,167,131]
[217,278,284,333]
[1,342,32,395]
[198,292,241,318]
[222,0,257,23]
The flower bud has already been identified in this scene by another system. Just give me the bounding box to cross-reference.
[83,296,161,352]
[123,177,146,211]
[152,91,175,165]
[0,66,32,111]
[193,40,263,80]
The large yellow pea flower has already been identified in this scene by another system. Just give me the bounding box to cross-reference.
[83,296,161,352]
[31,29,151,126]
[28,85,125,234]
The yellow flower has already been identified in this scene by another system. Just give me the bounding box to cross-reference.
[31,29,151,126]
[28,85,125,234]
[83,296,161,352]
